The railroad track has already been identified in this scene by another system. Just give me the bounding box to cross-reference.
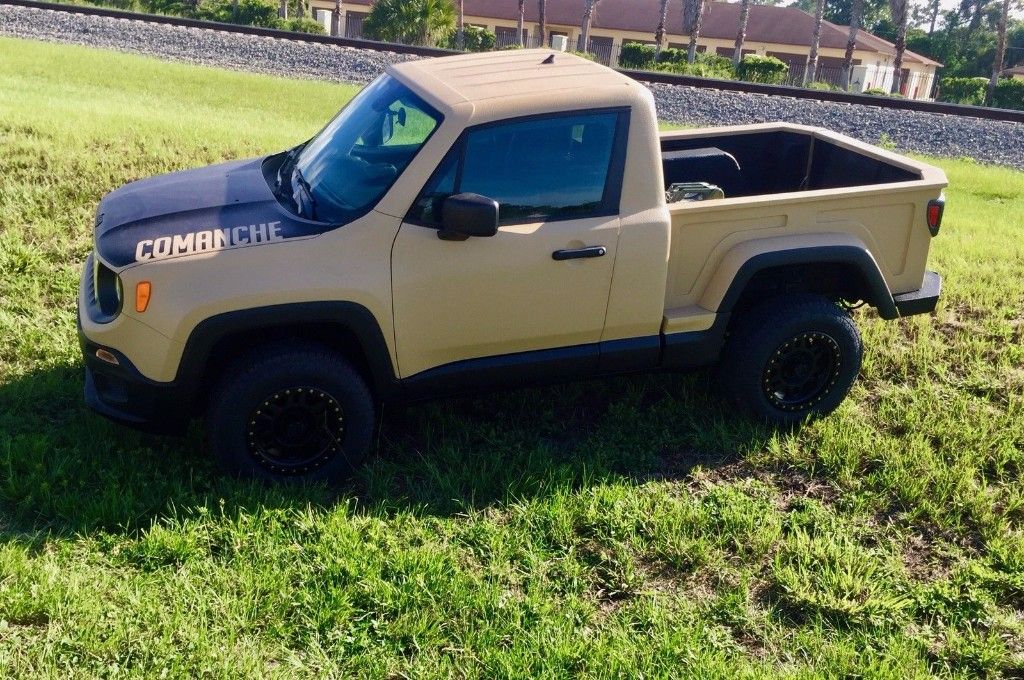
[4,0,1024,125]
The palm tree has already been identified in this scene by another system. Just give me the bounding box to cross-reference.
[538,0,547,48]
[987,0,1011,104]
[732,0,751,66]
[841,0,863,89]
[889,0,909,94]
[331,0,341,36]
[580,0,597,53]
[363,0,456,47]
[683,0,705,63]
[456,0,465,49]
[278,0,286,19]
[654,0,670,56]
[804,0,825,85]
[517,0,526,46]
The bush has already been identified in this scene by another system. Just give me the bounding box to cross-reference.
[444,25,495,52]
[993,78,1024,111]
[619,42,657,69]
[938,76,988,106]
[808,81,839,91]
[654,53,735,80]
[364,0,455,47]
[285,17,326,34]
[656,47,687,65]
[863,87,889,95]
[736,54,788,84]
[194,0,281,27]
[570,51,597,61]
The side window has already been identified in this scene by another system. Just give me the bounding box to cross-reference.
[407,110,624,227]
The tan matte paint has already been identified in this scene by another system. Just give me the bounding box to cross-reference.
[81,50,945,385]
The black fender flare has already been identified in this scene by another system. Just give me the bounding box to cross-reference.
[715,245,899,319]
[174,301,399,400]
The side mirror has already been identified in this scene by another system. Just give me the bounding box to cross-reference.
[438,193,499,240]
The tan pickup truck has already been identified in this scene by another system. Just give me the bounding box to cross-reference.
[78,49,946,482]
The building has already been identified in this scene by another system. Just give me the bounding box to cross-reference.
[1002,65,1024,80]
[310,0,942,100]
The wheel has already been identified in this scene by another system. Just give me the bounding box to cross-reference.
[716,294,862,425]
[206,344,375,483]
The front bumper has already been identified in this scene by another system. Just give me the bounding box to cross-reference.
[79,315,191,435]
[893,270,942,317]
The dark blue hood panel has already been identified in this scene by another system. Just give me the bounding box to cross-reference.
[96,156,329,268]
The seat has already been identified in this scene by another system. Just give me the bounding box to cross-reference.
[661,147,744,198]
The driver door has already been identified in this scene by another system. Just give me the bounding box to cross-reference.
[391,109,629,379]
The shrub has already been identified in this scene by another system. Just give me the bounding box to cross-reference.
[285,17,326,34]
[364,0,455,47]
[570,51,598,61]
[655,54,735,80]
[194,0,281,27]
[993,78,1024,111]
[736,54,788,84]
[938,76,988,106]
[656,47,687,65]
[619,42,657,69]
[808,80,839,91]
[444,25,495,52]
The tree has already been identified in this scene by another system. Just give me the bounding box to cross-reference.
[805,0,826,84]
[733,0,751,65]
[841,0,863,88]
[889,0,909,94]
[363,0,456,47]
[655,0,671,55]
[682,0,705,63]
[331,0,341,36]
[988,0,1010,102]
[517,0,525,46]
[580,0,597,53]
[456,0,464,49]
[278,0,286,19]
[538,0,547,47]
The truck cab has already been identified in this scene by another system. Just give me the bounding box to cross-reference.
[79,50,946,482]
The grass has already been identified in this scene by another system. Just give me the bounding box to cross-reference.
[1,36,1024,678]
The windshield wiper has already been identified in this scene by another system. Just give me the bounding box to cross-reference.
[291,166,317,220]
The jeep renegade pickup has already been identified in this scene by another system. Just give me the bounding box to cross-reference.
[79,49,946,482]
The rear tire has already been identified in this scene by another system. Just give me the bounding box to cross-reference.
[716,295,862,426]
[207,344,375,483]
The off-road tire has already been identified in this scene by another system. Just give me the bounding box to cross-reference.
[207,344,375,483]
[717,294,862,425]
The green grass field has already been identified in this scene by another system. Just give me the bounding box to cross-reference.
[1,36,1023,678]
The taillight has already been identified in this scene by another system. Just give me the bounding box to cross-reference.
[926,197,944,236]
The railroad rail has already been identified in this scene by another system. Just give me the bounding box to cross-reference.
[5,0,1024,124]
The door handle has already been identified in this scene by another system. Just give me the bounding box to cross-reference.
[552,246,607,261]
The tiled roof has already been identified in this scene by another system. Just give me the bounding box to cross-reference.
[346,0,941,66]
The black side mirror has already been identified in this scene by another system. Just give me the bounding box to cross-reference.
[438,193,499,240]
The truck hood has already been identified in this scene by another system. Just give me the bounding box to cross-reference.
[95,156,327,268]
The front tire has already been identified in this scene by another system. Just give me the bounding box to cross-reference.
[717,295,862,425]
[207,345,375,483]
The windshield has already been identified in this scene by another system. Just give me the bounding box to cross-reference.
[293,75,442,223]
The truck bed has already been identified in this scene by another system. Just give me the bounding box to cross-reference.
[658,123,947,332]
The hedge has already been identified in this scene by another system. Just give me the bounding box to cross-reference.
[736,55,788,84]
[619,42,657,69]
[994,78,1024,111]
[938,76,988,106]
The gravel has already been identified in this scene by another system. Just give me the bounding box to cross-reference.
[3,3,1024,169]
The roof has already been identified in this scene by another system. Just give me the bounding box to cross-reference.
[346,0,940,67]
[1003,65,1024,76]
[389,48,640,107]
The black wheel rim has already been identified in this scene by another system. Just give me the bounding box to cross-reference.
[247,387,345,474]
[762,332,842,412]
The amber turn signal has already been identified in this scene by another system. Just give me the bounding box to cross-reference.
[136,281,152,313]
